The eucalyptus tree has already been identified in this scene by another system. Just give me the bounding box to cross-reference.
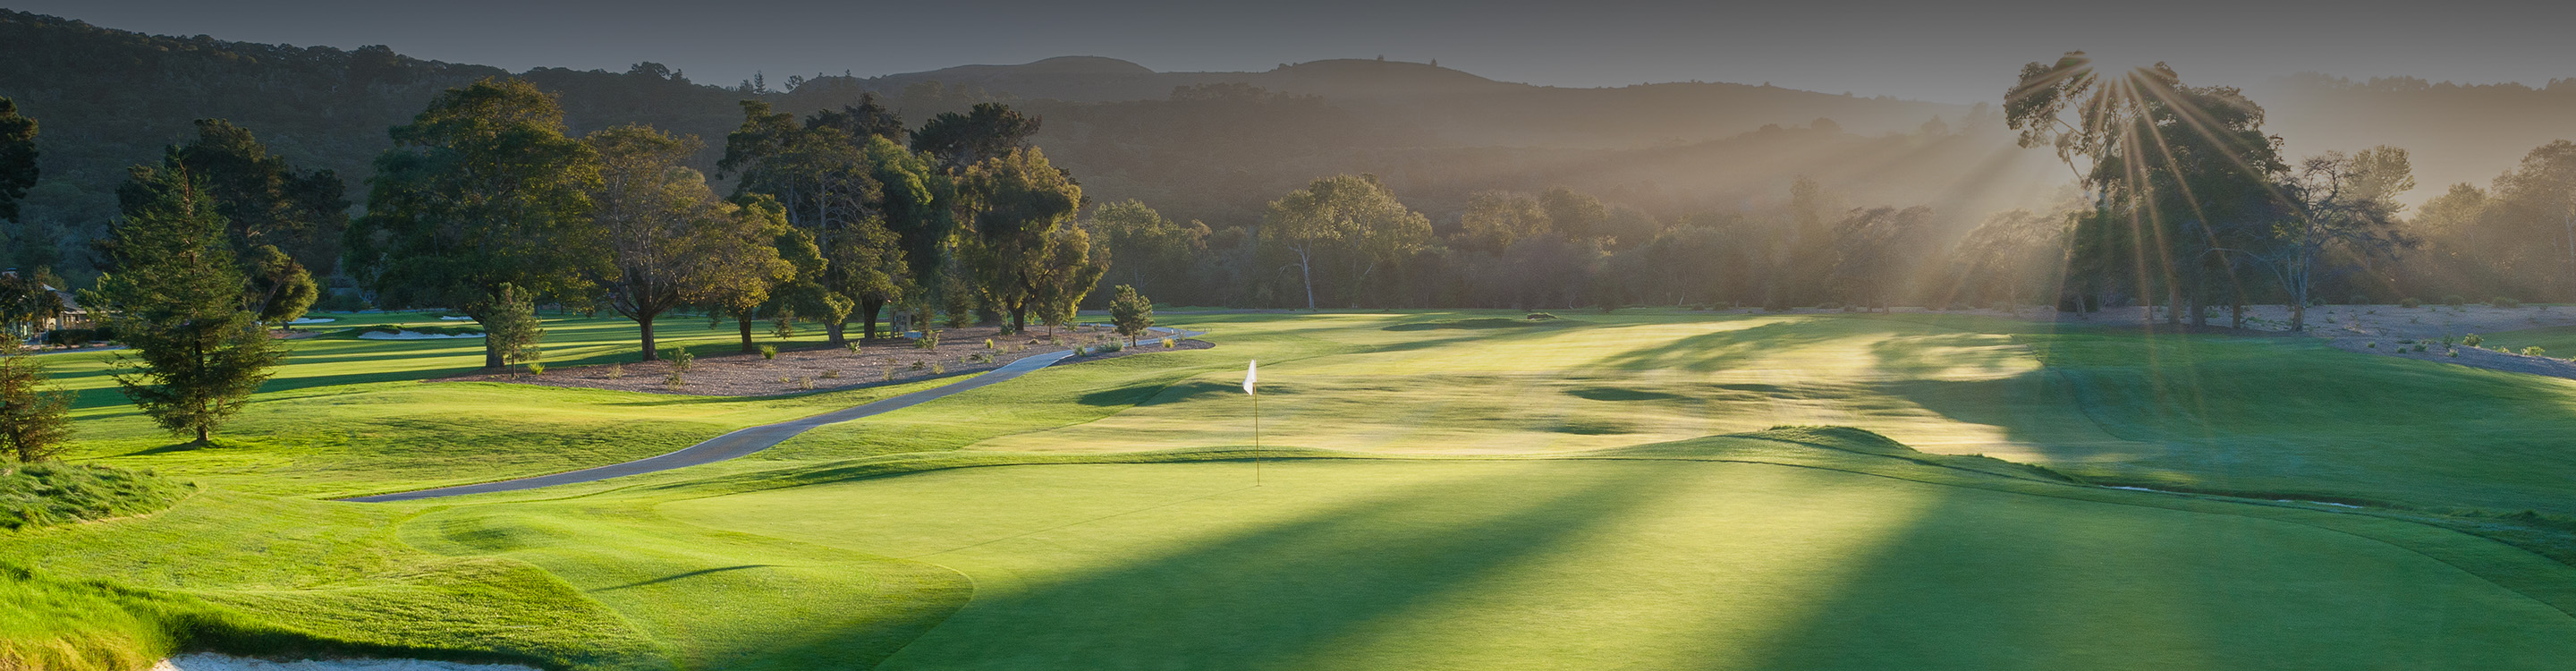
[1260,174,1431,310]
[958,148,1083,332]
[94,166,283,446]
[242,244,318,329]
[588,123,795,359]
[721,102,919,343]
[163,119,349,272]
[1087,200,1207,297]
[2266,147,2414,330]
[2007,53,2284,325]
[350,79,605,369]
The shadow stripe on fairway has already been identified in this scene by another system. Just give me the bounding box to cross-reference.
[344,327,1201,503]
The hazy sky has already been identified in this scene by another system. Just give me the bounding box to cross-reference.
[11,0,2574,102]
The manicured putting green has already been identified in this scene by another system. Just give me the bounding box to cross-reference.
[662,459,2576,670]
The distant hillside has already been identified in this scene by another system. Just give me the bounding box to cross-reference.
[2258,74,2576,200]
[2,9,2029,278]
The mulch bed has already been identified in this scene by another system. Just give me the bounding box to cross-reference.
[435,323,1211,396]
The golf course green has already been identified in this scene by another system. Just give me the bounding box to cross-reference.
[8,310,2576,670]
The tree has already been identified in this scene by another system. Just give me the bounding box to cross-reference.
[2259,148,2414,330]
[93,166,284,446]
[0,343,73,463]
[695,198,798,352]
[720,103,920,343]
[485,283,544,372]
[1260,174,1431,309]
[1028,225,1111,333]
[0,268,64,341]
[2007,54,2284,326]
[959,148,1085,332]
[1827,206,1938,311]
[588,123,792,360]
[164,119,350,273]
[1538,188,1608,242]
[1459,191,1550,251]
[0,97,34,225]
[349,78,605,369]
[1108,285,1154,345]
[1087,200,1207,298]
[1943,209,2070,310]
[242,244,318,328]
[911,103,1040,173]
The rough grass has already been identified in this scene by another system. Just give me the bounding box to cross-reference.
[0,463,191,531]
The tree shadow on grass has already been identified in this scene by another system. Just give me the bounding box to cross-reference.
[866,462,1696,670]
[1593,320,1843,372]
[1707,484,2576,670]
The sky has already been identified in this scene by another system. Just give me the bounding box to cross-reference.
[10,0,2575,103]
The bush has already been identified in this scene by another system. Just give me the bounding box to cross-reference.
[2400,297,2422,308]
[1526,312,1558,320]
[665,345,693,372]
[1160,337,1174,349]
[2524,346,2547,357]
[605,362,624,379]
[42,327,114,346]
[758,344,778,361]
[2443,294,2467,307]
[2491,296,2522,309]
[662,372,684,390]
[819,369,840,379]
[524,362,544,377]
[2463,334,2484,347]
[844,342,863,356]
[2366,342,2377,348]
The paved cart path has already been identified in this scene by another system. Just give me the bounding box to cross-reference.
[346,327,1199,503]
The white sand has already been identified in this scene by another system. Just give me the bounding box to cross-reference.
[357,331,483,340]
[153,653,537,671]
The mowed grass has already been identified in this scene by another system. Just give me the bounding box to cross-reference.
[658,454,2576,670]
[13,309,2576,669]
[38,310,958,497]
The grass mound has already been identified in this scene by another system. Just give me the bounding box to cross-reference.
[0,463,191,531]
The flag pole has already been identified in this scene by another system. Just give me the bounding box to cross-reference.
[1245,359,1261,487]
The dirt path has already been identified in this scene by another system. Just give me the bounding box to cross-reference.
[344,327,1204,503]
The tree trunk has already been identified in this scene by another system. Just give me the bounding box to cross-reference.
[826,322,846,345]
[1010,306,1027,334]
[639,312,660,361]
[195,423,209,446]
[737,312,756,353]
[860,298,885,340]
[2164,286,2182,326]
[1298,249,1317,310]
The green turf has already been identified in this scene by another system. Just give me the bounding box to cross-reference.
[11,309,2576,670]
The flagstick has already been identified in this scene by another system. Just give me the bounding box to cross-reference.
[1241,384,1251,485]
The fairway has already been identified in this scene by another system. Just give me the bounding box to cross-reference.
[662,459,2576,670]
[14,310,2576,671]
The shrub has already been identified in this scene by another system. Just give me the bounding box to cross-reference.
[799,377,815,390]
[605,362,624,379]
[2400,297,2421,309]
[819,369,840,379]
[1160,337,1174,348]
[665,345,694,371]
[1102,340,1124,352]
[524,362,544,377]
[2463,334,2484,347]
[984,338,996,350]
[911,361,926,370]
[662,372,684,390]
[2525,346,2547,357]
[759,344,778,361]
[2412,344,2428,352]
[932,361,945,375]
[844,342,863,356]
[2366,342,2377,349]
[2491,296,2522,309]
[776,376,792,385]
[2442,294,2467,307]
[916,330,941,349]
[1526,312,1558,320]
[2446,350,2460,358]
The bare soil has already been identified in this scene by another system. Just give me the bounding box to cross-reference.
[437,324,1210,396]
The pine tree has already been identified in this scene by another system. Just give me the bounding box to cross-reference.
[0,344,73,463]
[94,166,283,445]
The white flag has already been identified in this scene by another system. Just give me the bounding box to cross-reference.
[1242,360,1258,395]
